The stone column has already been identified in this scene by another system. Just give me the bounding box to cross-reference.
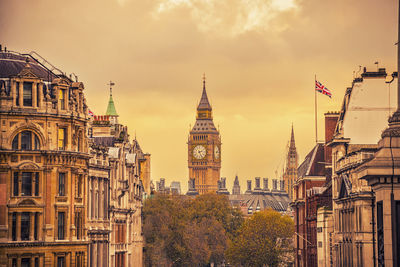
[16,212,21,241]
[12,80,16,106]
[18,82,23,106]
[38,83,43,108]
[32,83,37,107]
[8,212,12,240]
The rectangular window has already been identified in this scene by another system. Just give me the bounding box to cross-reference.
[21,258,31,267]
[35,173,39,196]
[57,256,65,267]
[21,131,32,150]
[59,89,66,110]
[15,82,20,106]
[58,173,65,196]
[21,212,30,241]
[13,172,19,196]
[12,258,17,267]
[58,212,65,240]
[77,176,82,197]
[58,128,66,150]
[35,258,39,267]
[12,212,16,241]
[23,82,33,106]
[21,172,32,196]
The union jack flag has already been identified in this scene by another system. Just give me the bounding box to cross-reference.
[315,80,332,98]
[88,109,94,117]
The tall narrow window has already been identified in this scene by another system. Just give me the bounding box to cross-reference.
[59,89,66,110]
[35,258,39,267]
[21,258,31,267]
[12,258,17,267]
[23,82,33,106]
[58,173,65,196]
[34,212,38,240]
[21,172,32,196]
[75,211,82,240]
[21,131,32,150]
[12,212,16,241]
[13,172,19,196]
[57,256,65,267]
[21,212,30,241]
[34,135,40,150]
[377,201,384,265]
[12,135,18,150]
[77,175,82,197]
[35,173,39,196]
[58,128,66,150]
[58,212,65,240]
[15,82,20,106]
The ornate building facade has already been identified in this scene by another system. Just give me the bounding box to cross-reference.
[0,48,150,267]
[90,89,149,267]
[283,125,298,201]
[0,50,89,266]
[188,77,221,194]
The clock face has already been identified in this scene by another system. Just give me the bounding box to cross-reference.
[214,146,220,159]
[193,145,206,159]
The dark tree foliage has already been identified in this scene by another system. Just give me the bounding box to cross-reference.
[143,193,244,267]
[227,208,294,267]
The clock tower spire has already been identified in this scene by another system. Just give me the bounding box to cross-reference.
[188,75,221,194]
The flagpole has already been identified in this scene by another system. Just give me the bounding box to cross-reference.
[315,74,318,144]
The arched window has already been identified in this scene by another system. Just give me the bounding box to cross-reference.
[12,131,40,150]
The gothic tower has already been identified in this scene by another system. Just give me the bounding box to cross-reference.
[283,125,298,200]
[188,76,221,194]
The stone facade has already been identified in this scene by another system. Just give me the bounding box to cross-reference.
[0,48,149,267]
[91,90,149,267]
[188,78,221,194]
[329,68,397,267]
[0,50,89,266]
[87,142,110,267]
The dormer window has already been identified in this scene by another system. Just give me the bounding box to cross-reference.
[12,131,40,150]
[59,89,66,110]
[23,82,33,106]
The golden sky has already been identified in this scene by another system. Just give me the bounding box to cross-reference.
[0,0,398,192]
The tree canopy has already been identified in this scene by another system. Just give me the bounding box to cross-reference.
[227,208,294,267]
[143,193,244,267]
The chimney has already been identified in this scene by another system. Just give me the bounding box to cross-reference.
[245,180,252,194]
[221,177,226,189]
[324,112,340,180]
[263,178,269,191]
[280,180,285,191]
[254,177,261,189]
[272,179,277,190]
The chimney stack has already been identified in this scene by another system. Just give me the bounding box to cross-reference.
[263,178,269,191]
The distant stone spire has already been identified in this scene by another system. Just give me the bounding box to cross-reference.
[106,81,118,117]
[197,74,212,111]
[232,175,241,195]
[290,123,296,149]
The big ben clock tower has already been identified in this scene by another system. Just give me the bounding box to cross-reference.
[188,75,221,194]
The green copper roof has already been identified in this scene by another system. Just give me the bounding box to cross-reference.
[106,93,118,116]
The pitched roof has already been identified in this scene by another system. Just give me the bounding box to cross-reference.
[106,91,118,116]
[197,79,212,110]
[297,143,325,178]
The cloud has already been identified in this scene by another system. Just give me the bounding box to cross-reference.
[153,0,299,36]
